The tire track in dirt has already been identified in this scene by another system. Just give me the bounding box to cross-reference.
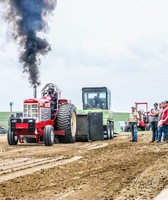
[0,147,8,155]
[78,142,108,150]
[0,156,81,183]
[0,135,109,186]
[0,156,64,174]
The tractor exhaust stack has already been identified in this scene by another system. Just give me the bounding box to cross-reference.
[33,85,37,98]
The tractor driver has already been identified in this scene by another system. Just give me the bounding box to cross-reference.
[47,84,58,116]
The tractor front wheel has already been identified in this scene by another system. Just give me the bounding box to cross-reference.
[7,129,18,145]
[44,125,55,146]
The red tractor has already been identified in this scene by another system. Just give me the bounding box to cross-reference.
[124,102,150,132]
[7,83,77,146]
[135,102,149,131]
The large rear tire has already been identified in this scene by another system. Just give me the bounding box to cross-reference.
[44,125,55,146]
[7,129,18,145]
[57,104,77,143]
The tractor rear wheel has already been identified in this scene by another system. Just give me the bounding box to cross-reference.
[56,103,77,143]
[44,125,55,146]
[7,129,18,145]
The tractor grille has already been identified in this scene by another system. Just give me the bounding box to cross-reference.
[23,103,38,119]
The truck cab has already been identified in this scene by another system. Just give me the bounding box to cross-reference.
[82,87,111,110]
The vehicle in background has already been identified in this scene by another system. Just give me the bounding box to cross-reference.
[77,87,115,141]
[0,125,7,134]
[124,102,150,132]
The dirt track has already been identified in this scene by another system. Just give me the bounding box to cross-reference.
[0,132,168,200]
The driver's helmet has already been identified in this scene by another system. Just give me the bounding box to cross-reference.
[48,84,55,94]
[48,84,55,90]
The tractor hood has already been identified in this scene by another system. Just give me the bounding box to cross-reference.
[24,98,39,103]
[24,98,50,107]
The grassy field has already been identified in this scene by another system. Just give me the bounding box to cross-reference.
[0,112,11,129]
[113,112,129,122]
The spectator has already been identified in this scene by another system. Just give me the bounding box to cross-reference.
[148,103,159,142]
[128,106,140,142]
[158,100,168,142]
[157,102,164,142]
[8,113,15,126]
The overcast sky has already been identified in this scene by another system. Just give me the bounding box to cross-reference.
[0,0,168,112]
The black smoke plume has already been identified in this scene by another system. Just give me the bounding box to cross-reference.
[4,0,57,86]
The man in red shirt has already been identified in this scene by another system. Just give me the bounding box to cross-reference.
[159,100,168,142]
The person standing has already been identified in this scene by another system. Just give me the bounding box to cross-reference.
[158,100,168,142]
[148,103,159,142]
[128,106,140,142]
[157,102,164,142]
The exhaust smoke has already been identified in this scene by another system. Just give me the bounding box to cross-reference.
[3,0,57,86]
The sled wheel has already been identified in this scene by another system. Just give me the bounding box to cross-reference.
[57,103,77,143]
[44,125,55,146]
[111,121,114,139]
[106,121,114,139]
[106,121,111,139]
[7,129,18,145]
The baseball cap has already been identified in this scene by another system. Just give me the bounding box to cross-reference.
[131,106,135,109]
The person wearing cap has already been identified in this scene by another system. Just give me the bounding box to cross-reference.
[148,103,159,142]
[128,106,140,142]
[158,100,168,142]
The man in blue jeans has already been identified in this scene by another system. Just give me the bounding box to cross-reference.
[157,102,165,142]
[149,103,159,142]
[158,100,168,142]
[128,106,140,142]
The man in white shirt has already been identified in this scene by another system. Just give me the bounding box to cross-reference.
[128,106,140,142]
